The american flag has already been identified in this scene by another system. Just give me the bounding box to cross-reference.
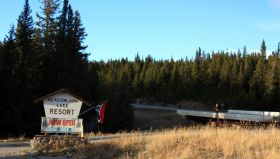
[95,100,108,124]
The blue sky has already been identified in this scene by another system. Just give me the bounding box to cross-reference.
[1,0,280,61]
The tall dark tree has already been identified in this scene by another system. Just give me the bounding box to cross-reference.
[53,2,89,94]
[36,0,59,51]
[0,26,19,136]
[260,39,267,57]
[191,47,203,97]
[36,0,60,94]
[15,0,36,78]
[249,41,267,109]
[265,54,280,109]
[14,0,39,133]
[57,0,69,46]
[277,42,280,56]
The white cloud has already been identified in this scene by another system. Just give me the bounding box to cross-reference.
[256,21,280,31]
[250,49,273,57]
[270,0,280,8]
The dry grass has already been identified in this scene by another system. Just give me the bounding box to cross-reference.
[74,126,280,159]
[1,134,28,142]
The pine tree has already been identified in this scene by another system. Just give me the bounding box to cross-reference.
[265,54,280,110]
[15,0,36,78]
[14,0,40,134]
[132,53,143,97]
[249,41,268,109]
[191,47,203,97]
[36,0,59,51]
[73,10,88,55]
[192,47,202,82]
[15,0,36,76]
[169,62,181,101]
[57,0,68,46]
[36,0,60,93]
[0,26,20,136]
[48,1,89,96]
[260,39,267,57]
[277,42,280,56]
[0,26,17,82]
[243,46,247,56]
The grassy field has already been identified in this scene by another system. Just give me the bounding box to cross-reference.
[74,126,280,159]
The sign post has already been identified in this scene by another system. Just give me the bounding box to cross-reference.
[34,89,91,136]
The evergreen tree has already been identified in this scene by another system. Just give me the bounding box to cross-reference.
[260,39,267,57]
[132,53,143,97]
[192,48,202,82]
[0,26,19,136]
[56,5,89,93]
[57,0,68,46]
[169,62,181,101]
[0,0,40,135]
[73,10,88,56]
[36,0,60,94]
[36,0,59,51]
[265,54,280,110]
[249,41,267,109]
[191,47,203,97]
[277,42,280,56]
[243,46,247,56]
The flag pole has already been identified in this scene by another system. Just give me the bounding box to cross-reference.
[78,106,96,116]
[78,100,108,116]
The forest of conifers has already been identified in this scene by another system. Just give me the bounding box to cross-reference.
[1,0,280,136]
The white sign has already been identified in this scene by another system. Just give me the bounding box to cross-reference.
[41,117,83,134]
[43,93,82,118]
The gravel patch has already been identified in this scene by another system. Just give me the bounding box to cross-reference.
[0,141,69,159]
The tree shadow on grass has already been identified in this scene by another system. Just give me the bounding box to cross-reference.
[73,142,142,159]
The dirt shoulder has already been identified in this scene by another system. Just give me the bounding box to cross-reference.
[0,141,31,158]
[0,141,69,159]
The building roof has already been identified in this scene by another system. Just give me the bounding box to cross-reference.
[33,88,91,106]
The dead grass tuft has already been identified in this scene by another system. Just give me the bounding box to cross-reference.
[1,134,28,142]
[74,126,280,159]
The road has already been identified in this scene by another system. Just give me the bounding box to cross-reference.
[130,104,178,111]
[0,140,69,159]
[0,141,32,158]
